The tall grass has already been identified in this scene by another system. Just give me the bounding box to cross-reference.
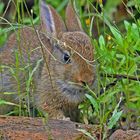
[74,0,140,138]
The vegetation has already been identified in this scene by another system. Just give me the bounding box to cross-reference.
[0,0,140,139]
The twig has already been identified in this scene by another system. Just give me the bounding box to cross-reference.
[101,73,140,81]
[100,73,140,94]
[100,79,119,94]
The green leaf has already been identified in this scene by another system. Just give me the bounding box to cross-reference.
[108,111,123,129]
[108,96,123,129]
[124,20,131,31]
[0,92,16,95]
[77,129,96,140]
[131,23,139,40]
[26,58,43,92]
[109,26,123,46]
[99,35,105,49]
[134,39,140,51]
[103,111,111,124]
[56,0,68,12]
[0,3,4,14]
[0,99,19,106]
[99,89,120,103]
[86,94,99,113]
[0,28,7,46]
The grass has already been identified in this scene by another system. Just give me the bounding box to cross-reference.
[0,0,140,139]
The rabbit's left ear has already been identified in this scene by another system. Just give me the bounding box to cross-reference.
[65,2,83,32]
[40,1,66,38]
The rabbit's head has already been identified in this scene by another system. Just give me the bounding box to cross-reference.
[40,1,95,104]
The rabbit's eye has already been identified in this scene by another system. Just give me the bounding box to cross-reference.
[63,51,71,64]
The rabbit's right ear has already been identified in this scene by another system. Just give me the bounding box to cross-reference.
[40,1,66,38]
[65,2,83,32]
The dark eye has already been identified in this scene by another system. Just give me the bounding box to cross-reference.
[63,51,71,64]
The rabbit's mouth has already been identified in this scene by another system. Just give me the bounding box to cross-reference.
[57,80,87,104]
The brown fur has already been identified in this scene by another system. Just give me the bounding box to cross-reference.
[0,1,95,121]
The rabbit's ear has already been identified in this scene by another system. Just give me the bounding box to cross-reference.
[65,2,83,31]
[40,1,66,37]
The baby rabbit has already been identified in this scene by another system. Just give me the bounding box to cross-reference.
[0,0,95,121]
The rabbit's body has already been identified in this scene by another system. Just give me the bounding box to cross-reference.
[0,1,95,121]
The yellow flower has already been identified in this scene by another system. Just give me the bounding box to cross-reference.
[98,0,102,5]
[107,35,112,41]
[85,18,90,26]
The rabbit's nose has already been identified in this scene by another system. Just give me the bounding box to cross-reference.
[77,77,94,87]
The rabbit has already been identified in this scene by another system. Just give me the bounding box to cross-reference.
[0,0,96,121]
